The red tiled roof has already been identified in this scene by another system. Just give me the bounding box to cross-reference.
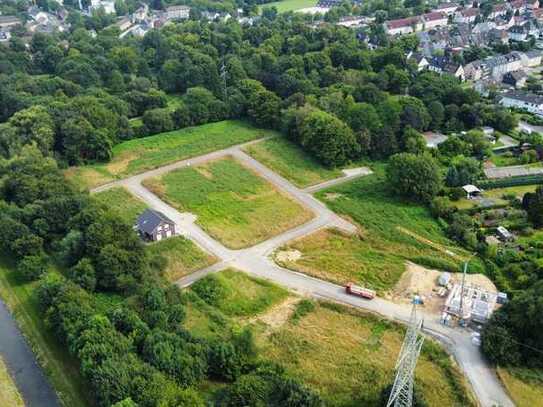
[386,16,421,29]
[460,7,480,17]
[423,11,447,21]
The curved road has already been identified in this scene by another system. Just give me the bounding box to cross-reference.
[92,140,514,407]
[0,299,60,407]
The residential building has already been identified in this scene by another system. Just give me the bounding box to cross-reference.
[523,49,543,66]
[422,12,448,29]
[135,209,177,242]
[454,8,479,24]
[502,70,528,88]
[428,55,465,80]
[164,5,190,20]
[407,51,429,70]
[500,90,543,116]
[384,16,422,35]
[433,2,459,15]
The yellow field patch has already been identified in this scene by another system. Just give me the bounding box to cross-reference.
[0,356,25,407]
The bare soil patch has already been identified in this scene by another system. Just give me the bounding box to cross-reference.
[249,296,301,331]
[275,249,302,263]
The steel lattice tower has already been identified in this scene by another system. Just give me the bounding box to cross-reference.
[386,297,425,407]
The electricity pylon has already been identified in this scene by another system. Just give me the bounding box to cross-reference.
[386,296,425,407]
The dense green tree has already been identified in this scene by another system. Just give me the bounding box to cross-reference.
[298,109,360,167]
[386,153,442,202]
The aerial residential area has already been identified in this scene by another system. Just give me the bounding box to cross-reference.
[0,0,542,406]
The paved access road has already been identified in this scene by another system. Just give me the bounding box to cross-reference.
[0,299,61,407]
[92,139,514,407]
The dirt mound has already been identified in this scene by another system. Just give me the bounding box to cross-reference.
[275,249,302,263]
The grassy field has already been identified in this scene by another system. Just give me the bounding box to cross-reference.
[0,356,25,407]
[244,137,343,188]
[0,260,94,407]
[146,236,217,282]
[191,269,289,317]
[498,367,543,407]
[144,157,313,249]
[259,0,316,12]
[185,270,474,406]
[92,187,147,224]
[484,185,538,199]
[257,301,475,406]
[65,120,279,190]
[277,166,473,291]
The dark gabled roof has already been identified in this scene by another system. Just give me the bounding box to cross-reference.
[136,208,174,234]
[501,90,543,105]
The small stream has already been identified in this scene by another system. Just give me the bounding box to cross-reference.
[0,299,60,407]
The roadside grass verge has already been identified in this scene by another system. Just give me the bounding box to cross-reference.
[147,236,217,282]
[276,165,474,291]
[143,157,313,249]
[256,301,476,407]
[0,355,25,407]
[65,120,279,190]
[243,137,342,188]
[92,186,147,224]
[259,0,316,12]
[0,259,94,407]
[498,367,543,407]
[190,268,289,318]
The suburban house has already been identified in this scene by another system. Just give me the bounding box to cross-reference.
[428,56,465,80]
[433,2,459,15]
[454,8,479,24]
[385,16,422,35]
[164,5,190,20]
[502,70,528,88]
[407,51,429,70]
[422,12,448,29]
[135,209,177,242]
[500,90,543,116]
[489,3,509,19]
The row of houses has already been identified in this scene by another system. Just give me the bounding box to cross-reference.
[408,49,542,84]
[385,0,540,36]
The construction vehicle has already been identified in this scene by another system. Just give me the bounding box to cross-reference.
[345,282,375,299]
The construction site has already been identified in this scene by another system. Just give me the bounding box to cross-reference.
[391,262,506,327]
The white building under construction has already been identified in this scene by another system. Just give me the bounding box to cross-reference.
[443,283,498,324]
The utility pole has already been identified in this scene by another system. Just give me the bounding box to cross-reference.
[220,60,228,101]
[386,296,425,407]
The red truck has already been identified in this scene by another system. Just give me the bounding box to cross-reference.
[345,283,376,300]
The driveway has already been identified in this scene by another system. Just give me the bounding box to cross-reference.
[92,138,514,407]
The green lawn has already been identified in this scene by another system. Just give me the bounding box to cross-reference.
[65,120,280,190]
[257,301,475,406]
[277,165,474,291]
[191,269,289,318]
[259,0,316,12]
[0,260,94,407]
[244,137,343,188]
[144,157,313,249]
[484,185,538,199]
[92,187,147,225]
[0,356,24,407]
[147,236,217,282]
